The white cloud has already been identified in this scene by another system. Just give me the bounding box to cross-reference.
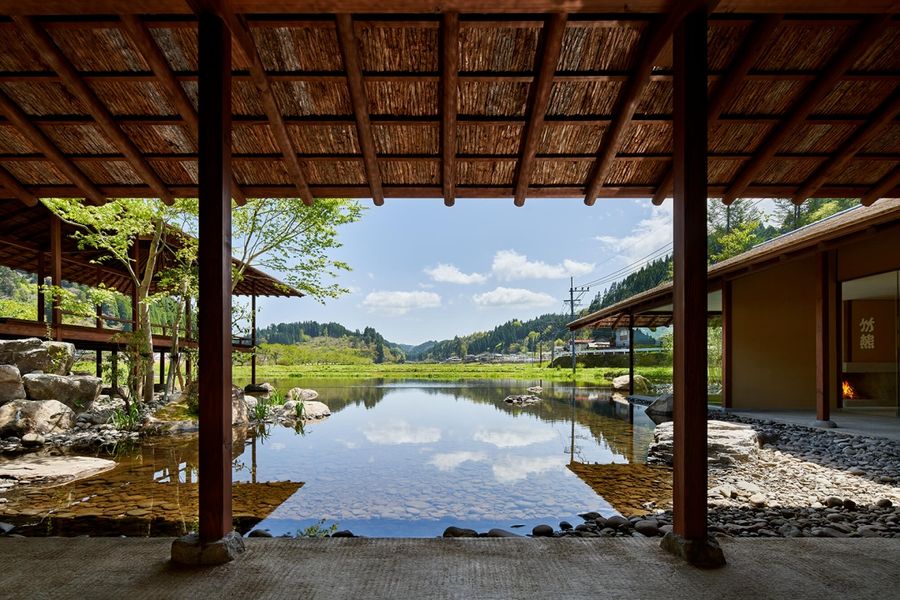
[473,427,556,448]
[424,263,488,285]
[362,290,441,315]
[362,419,442,445]
[492,455,560,484]
[428,451,487,472]
[491,250,594,280]
[594,203,673,265]
[472,287,556,309]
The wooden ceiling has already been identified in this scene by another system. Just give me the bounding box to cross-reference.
[0,2,896,207]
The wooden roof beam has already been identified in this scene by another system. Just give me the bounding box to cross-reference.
[441,12,459,207]
[862,168,900,207]
[651,13,783,205]
[119,14,247,206]
[721,15,892,205]
[513,12,568,207]
[12,16,174,205]
[189,0,313,206]
[336,14,385,206]
[792,88,900,204]
[583,0,711,206]
[0,166,37,207]
[0,89,106,205]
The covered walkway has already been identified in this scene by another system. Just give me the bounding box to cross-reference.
[1,537,898,599]
[727,408,900,442]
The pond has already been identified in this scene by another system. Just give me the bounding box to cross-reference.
[0,379,671,537]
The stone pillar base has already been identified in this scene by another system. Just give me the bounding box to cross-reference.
[660,532,726,569]
[811,419,837,428]
[171,531,245,566]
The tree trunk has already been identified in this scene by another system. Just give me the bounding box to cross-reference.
[140,302,154,405]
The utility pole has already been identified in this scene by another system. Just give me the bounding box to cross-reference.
[565,276,590,378]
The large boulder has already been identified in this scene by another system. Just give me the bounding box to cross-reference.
[649,420,759,466]
[0,338,75,376]
[22,373,102,410]
[0,364,26,404]
[231,386,248,426]
[611,373,651,394]
[0,337,42,363]
[645,393,673,417]
[282,399,330,420]
[0,399,75,437]
[286,388,318,402]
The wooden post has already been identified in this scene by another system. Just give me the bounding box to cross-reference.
[111,349,118,391]
[722,280,733,409]
[628,312,635,396]
[815,252,832,424]
[250,291,257,387]
[50,212,62,340]
[95,350,102,379]
[835,266,844,410]
[671,7,709,545]
[130,243,140,333]
[159,350,165,385]
[197,8,233,545]
[36,252,45,323]
[185,296,193,381]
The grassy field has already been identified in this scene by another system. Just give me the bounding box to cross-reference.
[232,362,673,386]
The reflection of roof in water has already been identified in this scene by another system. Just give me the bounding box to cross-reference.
[567,462,672,518]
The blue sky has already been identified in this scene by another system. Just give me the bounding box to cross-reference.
[253,197,677,346]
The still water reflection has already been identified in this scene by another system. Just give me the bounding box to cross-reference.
[1,379,665,537]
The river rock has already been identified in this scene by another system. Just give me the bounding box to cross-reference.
[0,339,74,376]
[281,400,330,420]
[0,399,75,437]
[649,420,759,466]
[287,388,319,402]
[0,364,26,403]
[231,386,248,426]
[244,382,275,394]
[22,373,102,410]
[443,526,478,538]
[485,528,520,538]
[634,519,659,537]
[504,394,540,405]
[644,393,673,417]
[532,524,554,537]
[85,395,126,425]
[612,373,651,394]
[0,454,115,485]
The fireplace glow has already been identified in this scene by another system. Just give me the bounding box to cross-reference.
[842,380,858,400]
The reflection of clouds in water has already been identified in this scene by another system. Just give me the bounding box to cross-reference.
[362,419,441,445]
[492,455,560,484]
[336,438,358,449]
[428,451,488,472]
[473,427,555,448]
[267,442,286,451]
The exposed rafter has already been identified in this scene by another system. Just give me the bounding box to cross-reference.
[0,88,106,205]
[336,13,385,206]
[651,13,783,205]
[441,12,459,207]
[792,88,900,204]
[0,165,36,206]
[188,0,313,205]
[721,15,892,205]
[119,13,247,205]
[513,12,568,207]
[862,168,900,207]
[583,0,710,206]
[12,16,175,205]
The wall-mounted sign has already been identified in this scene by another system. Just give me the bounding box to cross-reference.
[848,300,896,363]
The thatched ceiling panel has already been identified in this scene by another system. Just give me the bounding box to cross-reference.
[531,159,591,185]
[708,158,745,185]
[813,81,897,115]
[0,82,87,115]
[756,158,820,184]
[707,22,751,71]
[234,159,292,185]
[48,28,148,72]
[606,159,668,186]
[458,159,515,185]
[252,26,343,71]
[547,81,621,116]
[366,81,437,116]
[1,160,68,184]
[708,122,773,153]
[538,123,605,154]
[291,123,360,154]
[459,81,529,116]
[754,24,852,70]
[373,123,437,155]
[301,159,367,185]
[457,123,522,155]
[149,27,198,72]
[460,25,538,72]
[635,81,673,115]
[852,25,900,70]
[232,124,279,154]
[74,160,142,185]
[89,81,175,116]
[357,24,438,72]
[231,81,265,115]
[272,80,352,116]
[122,124,195,154]
[149,159,197,185]
[829,159,896,185]
[557,23,644,71]
[860,123,900,154]
[777,123,856,154]
[0,125,37,153]
[723,80,805,115]
[41,124,118,154]
[379,159,439,185]
[0,28,48,71]
[619,122,672,154]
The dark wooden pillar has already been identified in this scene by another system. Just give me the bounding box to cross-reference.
[815,251,831,423]
[835,265,844,410]
[671,7,709,543]
[36,252,45,323]
[49,213,62,340]
[159,350,166,385]
[722,280,733,409]
[628,312,635,396]
[197,8,233,544]
[95,350,102,379]
[250,291,257,386]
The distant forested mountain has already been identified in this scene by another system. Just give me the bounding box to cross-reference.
[256,320,405,363]
[587,256,672,313]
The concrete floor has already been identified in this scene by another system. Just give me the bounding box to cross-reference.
[726,409,900,442]
[2,537,898,599]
